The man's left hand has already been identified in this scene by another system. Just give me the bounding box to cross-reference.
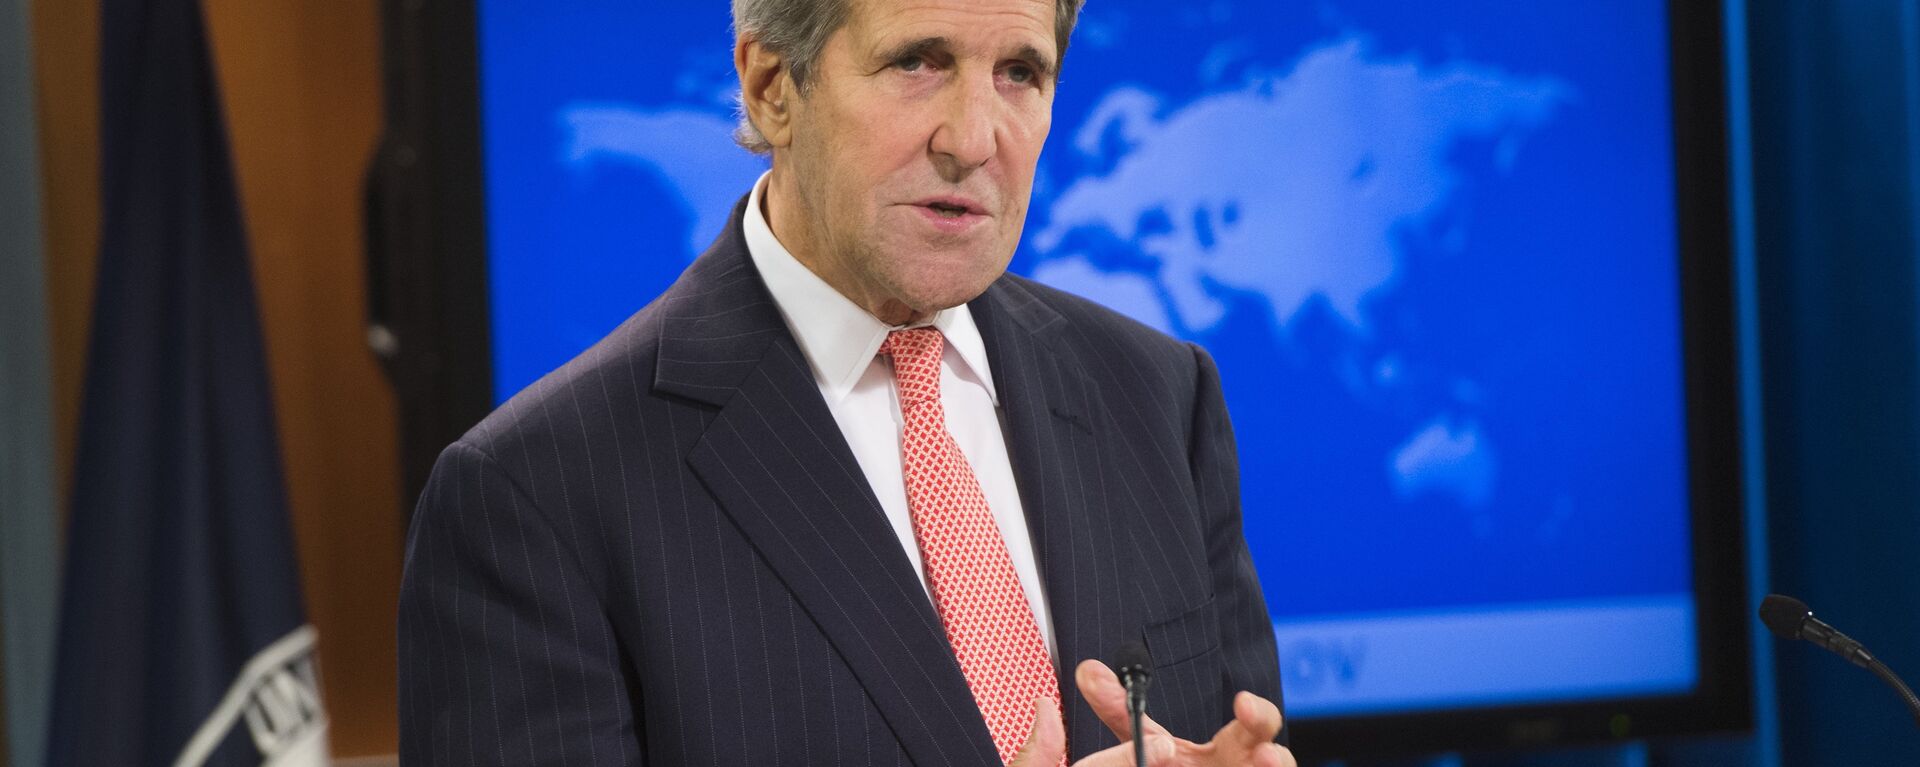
[1073,659,1296,767]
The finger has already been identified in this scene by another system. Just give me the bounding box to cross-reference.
[1199,691,1285,763]
[1072,659,1129,737]
[1068,734,1176,767]
[1217,741,1295,767]
[1228,691,1284,746]
[1073,659,1172,742]
[1008,696,1067,767]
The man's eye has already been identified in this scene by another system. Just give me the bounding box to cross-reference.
[1004,64,1036,85]
[895,57,925,72]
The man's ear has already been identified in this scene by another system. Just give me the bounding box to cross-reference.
[735,37,795,149]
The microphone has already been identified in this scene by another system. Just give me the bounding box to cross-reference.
[1115,641,1153,767]
[1759,594,1920,729]
[1759,594,1873,667]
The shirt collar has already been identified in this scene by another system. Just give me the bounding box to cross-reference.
[743,172,999,406]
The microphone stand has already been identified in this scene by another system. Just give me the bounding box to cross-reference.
[1866,656,1920,729]
[1128,690,1147,767]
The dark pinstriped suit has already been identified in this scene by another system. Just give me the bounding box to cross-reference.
[398,195,1283,765]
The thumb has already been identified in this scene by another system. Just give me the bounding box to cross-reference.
[1007,696,1067,767]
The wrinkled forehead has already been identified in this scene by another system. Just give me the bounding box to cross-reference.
[844,0,1059,62]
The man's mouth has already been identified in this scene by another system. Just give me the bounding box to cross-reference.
[913,196,987,219]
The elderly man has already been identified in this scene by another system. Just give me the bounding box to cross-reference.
[399,0,1290,764]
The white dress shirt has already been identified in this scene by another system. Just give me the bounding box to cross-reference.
[741,172,1057,660]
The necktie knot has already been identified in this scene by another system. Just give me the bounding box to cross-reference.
[880,327,945,407]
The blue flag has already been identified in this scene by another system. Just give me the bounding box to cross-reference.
[47,0,329,763]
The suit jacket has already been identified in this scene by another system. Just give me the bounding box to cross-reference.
[398,195,1282,765]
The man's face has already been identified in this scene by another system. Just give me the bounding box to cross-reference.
[772,0,1057,324]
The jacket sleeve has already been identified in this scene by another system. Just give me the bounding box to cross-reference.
[398,439,644,765]
[1185,342,1288,745]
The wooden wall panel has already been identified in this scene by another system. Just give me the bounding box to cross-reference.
[33,0,99,503]
[201,0,402,755]
[34,0,403,756]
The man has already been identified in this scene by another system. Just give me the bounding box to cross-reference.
[399,0,1290,764]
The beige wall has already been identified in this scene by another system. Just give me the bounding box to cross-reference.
[33,0,403,756]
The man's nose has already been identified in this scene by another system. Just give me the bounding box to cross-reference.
[928,71,998,176]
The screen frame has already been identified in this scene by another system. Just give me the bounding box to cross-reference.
[370,0,1753,758]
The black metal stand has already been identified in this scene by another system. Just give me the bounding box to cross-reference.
[1867,656,1920,730]
[1130,703,1147,767]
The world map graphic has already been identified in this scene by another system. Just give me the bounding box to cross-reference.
[559,35,1564,513]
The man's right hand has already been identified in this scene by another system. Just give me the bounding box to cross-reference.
[1008,696,1177,767]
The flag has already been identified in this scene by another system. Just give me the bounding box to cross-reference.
[47,0,330,763]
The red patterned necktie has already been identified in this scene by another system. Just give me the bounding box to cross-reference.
[880,327,1063,765]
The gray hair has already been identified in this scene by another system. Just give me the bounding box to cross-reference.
[731,0,1086,153]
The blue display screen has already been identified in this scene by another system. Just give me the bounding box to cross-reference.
[480,1,1696,717]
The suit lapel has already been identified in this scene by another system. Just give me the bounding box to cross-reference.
[657,199,998,766]
[971,281,1127,759]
